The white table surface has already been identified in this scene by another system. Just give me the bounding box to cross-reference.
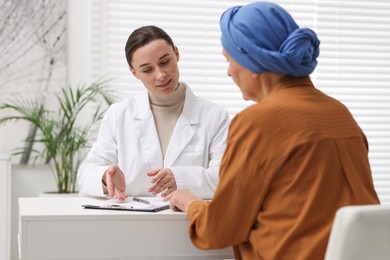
[18,197,234,260]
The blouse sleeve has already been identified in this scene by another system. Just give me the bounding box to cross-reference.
[186,113,273,249]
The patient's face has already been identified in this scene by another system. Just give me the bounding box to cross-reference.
[223,49,260,101]
[130,39,180,96]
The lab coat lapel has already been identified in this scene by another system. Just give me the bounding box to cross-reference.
[164,116,195,166]
[133,91,163,169]
[164,86,198,166]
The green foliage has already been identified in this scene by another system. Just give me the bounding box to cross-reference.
[0,81,116,193]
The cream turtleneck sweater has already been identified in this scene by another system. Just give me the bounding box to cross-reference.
[149,83,186,158]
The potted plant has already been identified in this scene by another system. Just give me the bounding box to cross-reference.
[0,81,116,193]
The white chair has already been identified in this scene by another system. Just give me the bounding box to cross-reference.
[324,204,390,260]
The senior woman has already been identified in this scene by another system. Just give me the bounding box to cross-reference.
[169,2,379,259]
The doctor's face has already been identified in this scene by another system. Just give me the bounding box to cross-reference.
[130,39,180,96]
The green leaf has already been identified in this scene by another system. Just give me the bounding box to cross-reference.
[0,79,117,193]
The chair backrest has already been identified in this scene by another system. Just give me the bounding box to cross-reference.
[324,204,390,260]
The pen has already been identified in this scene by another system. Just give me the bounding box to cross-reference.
[133,197,150,205]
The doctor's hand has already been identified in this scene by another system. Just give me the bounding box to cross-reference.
[102,164,128,201]
[168,189,201,212]
[147,168,177,198]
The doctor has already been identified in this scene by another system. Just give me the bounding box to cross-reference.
[77,25,230,201]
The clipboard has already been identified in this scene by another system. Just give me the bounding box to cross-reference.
[82,203,169,212]
[81,197,170,212]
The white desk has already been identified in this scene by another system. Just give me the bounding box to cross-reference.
[18,197,234,260]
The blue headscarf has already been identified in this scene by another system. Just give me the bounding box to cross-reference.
[220,2,320,77]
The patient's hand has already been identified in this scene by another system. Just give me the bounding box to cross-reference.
[168,189,201,212]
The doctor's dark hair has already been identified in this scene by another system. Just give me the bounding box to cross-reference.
[125,25,175,68]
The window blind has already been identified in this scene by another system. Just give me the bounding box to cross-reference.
[314,0,390,204]
[86,0,390,204]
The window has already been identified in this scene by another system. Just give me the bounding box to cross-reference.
[68,0,390,204]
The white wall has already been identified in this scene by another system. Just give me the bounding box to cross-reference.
[0,0,67,163]
[67,0,91,86]
[0,154,11,260]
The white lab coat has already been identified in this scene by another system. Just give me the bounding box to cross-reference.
[77,84,230,199]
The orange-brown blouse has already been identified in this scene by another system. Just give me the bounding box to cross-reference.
[187,76,379,260]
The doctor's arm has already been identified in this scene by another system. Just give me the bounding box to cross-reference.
[77,107,120,197]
